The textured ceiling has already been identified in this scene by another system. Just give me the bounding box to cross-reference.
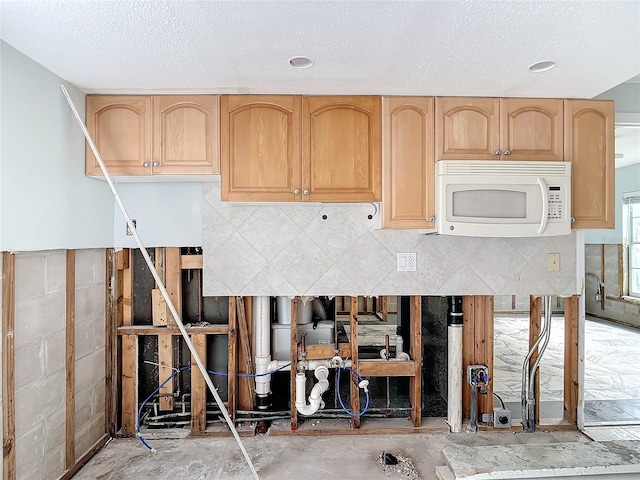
[1,0,639,98]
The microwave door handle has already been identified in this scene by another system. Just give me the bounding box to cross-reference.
[537,177,549,235]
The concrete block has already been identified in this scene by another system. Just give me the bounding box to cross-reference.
[43,408,65,457]
[15,253,46,302]
[91,381,106,416]
[75,388,93,429]
[15,420,45,479]
[75,250,96,288]
[44,329,66,375]
[44,251,66,294]
[14,339,45,391]
[75,318,96,359]
[75,414,105,460]
[14,291,65,347]
[75,284,105,325]
[75,348,105,393]
[23,445,64,480]
[93,249,106,286]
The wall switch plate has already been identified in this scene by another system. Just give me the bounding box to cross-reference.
[397,253,416,271]
[126,219,137,236]
[547,253,560,272]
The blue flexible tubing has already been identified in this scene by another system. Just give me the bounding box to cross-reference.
[136,363,291,450]
[337,367,370,417]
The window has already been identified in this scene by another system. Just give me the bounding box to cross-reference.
[624,191,640,298]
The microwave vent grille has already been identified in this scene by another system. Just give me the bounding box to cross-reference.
[439,161,570,176]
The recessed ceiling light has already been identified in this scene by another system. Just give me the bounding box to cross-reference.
[289,56,313,68]
[529,61,556,73]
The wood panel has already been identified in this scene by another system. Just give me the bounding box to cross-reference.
[227,297,237,422]
[105,249,118,435]
[563,296,579,424]
[500,98,563,161]
[565,99,614,229]
[435,97,500,160]
[222,95,301,201]
[358,360,416,377]
[2,252,16,480]
[304,343,351,360]
[181,254,203,270]
[303,96,381,202]
[86,96,152,175]
[153,95,220,175]
[409,296,422,427]
[529,296,542,424]
[382,97,435,228]
[349,297,360,429]
[190,334,207,434]
[121,334,138,436]
[65,250,76,468]
[290,299,299,430]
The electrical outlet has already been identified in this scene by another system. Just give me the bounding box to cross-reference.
[126,219,137,236]
[467,365,489,387]
[547,253,560,272]
[493,407,512,428]
[397,253,417,272]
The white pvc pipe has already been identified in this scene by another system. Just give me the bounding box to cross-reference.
[60,85,259,480]
[295,365,330,416]
[253,296,271,398]
[447,324,463,433]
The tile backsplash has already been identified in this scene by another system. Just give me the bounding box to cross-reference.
[203,184,579,297]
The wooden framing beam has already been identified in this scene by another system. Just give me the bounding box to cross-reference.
[236,297,255,410]
[461,296,475,419]
[563,296,579,424]
[165,247,182,326]
[190,334,207,434]
[2,252,16,480]
[105,249,118,435]
[304,343,351,360]
[121,335,138,436]
[409,296,422,427]
[117,325,228,335]
[349,297,360,429]
[238,297,255,412]
[529,296,542,424]
[359,360,416,377]
[65,250,76,468]
[227,297,237,422]
[155,248,174,411]
[290,298,298,430]
[121,249,133,326]
[180,255,203,270]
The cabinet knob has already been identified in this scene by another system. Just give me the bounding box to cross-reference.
[428,216,435,223]
[494,150,501,156]
[303,189,309,195]
[153,161,159,167]
[143,162,150,167]
[294,189,300,195]
[503,150,511,156]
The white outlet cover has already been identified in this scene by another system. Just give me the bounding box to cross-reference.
[397,253,417,272]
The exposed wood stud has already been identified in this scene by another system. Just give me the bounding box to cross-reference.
[349,297,360,429]
[121,335,138,436]
[236,297,255,409]
[180,254,203,270]
[461,296,475,419]
[117,325,229,335]
[359,360,416,377]
[409,296,422,427]
[165,247,182,326]
[59,434,109,480]
[290,298,298,431]
[2,252,16,480]
[190,334,207,434]
[228,297,238,422]
[479,296,494,417]
[529,296,542,424]
[65,250,76,468]
[238,297,254,412]
[122,249,133,326]
[155,248,174,411]
[105,249,118,435]
[563,296,579,424]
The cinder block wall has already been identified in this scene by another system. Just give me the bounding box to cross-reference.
[11,249,105,480]
[585,244,640,327]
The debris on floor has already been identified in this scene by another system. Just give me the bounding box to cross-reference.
[377,451,419,479]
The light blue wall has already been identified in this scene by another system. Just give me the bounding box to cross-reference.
[584,163,640,244]
[1,41,114,250]
[595,81,640,113]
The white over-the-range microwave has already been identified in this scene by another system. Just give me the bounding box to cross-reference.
[435,160,571,237]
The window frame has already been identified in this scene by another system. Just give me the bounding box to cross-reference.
[623,191,640,298]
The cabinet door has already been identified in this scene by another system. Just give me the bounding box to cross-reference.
[221,95,301,201]
[435,97,500,160]
[564,100,614,229]
[382,97,435,229]
[86,96,152,175]
[153,96,220,175]
[500,98,563,161]
[303,96,381,202]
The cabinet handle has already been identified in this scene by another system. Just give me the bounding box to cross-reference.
[303,189,309,195]
[494,150,501,156]
[143,162,150,167]
[294,189,300,195]
[503,150,511,156]
[153,161,159,167]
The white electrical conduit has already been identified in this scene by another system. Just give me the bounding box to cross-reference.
[60,85,260,480]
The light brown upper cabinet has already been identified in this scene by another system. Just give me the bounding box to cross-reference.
[86,95,220,176]
[435,97,563,161]
[564,99,614,229]
[221,95,381,202]
[382,97,435,229]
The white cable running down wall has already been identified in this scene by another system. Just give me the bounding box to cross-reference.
[60,85,260,480]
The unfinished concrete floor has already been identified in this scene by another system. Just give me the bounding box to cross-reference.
[74,429,593,480]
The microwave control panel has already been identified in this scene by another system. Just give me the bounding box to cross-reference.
[547,186,564,221]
